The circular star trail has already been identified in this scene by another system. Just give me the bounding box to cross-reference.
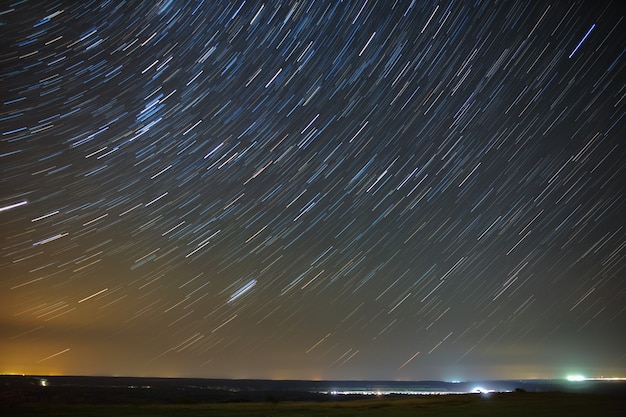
[1,1,624,380]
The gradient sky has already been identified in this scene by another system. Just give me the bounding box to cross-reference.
[1,1,624,381]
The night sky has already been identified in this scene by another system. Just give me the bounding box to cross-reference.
[1,1,625,381]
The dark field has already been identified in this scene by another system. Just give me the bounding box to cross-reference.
[2,376,625,416]
[3,392,625,417]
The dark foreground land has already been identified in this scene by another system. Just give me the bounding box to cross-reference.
[2,376,625,416]
[3,391,625,417]
[3,393,626,417]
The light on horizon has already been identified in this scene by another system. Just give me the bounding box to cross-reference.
[566,375,626,382]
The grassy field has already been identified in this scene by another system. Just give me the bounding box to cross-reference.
[5,392,625,417]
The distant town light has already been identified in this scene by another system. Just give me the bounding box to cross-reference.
[566,375,585,381]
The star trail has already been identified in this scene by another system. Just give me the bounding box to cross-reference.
[1,1,624,381]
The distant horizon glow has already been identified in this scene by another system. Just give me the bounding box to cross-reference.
[2,370,626,383]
